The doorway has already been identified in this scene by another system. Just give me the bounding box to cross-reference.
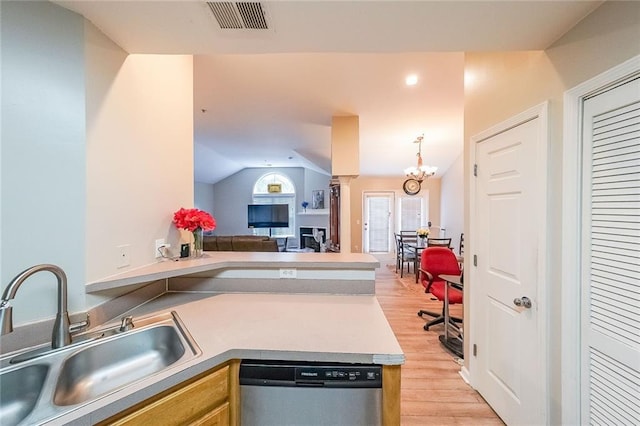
[562,56,640,425]
[363,192,393,253]
[469,102,549,425]
[363,191,430,254]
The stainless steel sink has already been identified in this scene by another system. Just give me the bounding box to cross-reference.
[0,311,200,425]
[0,364,49,426]
[54,325,188,405]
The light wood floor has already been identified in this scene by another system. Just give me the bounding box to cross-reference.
[374,255,504,425]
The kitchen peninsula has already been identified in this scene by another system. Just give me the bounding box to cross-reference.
[87,251,380,294]
[45,252,404,425]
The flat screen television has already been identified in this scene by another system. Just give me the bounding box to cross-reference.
[247,204,289,228]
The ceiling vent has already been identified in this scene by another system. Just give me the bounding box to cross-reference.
[206,2,269,30]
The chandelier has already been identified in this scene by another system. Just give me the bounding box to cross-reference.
[404,134,437,182]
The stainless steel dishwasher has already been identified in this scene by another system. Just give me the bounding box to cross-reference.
[239,359,382,426]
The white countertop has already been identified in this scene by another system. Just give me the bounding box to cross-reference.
[44,291,404,425]
[87,251,380,292]
[178,293,403,364]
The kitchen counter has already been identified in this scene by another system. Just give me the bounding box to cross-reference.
[43,291,404,425]
[87,251,379,293]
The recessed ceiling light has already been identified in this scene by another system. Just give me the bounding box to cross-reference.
[405,74,418,86]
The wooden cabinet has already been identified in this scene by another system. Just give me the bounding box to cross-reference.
[190,402,229,426]
[100,361,239,426]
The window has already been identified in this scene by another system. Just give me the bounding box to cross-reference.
[252,173,295,237]
[398,196,424,232]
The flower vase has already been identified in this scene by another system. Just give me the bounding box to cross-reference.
[192,227,204,258]
[419,235,427,246]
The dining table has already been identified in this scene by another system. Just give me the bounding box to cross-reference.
[438,273,464,358]
[406,239,428,283]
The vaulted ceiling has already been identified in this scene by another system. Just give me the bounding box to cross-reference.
[56,0,604,183]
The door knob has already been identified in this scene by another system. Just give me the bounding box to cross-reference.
[513,296,532,309]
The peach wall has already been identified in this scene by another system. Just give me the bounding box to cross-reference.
[349,176,441,253]
[331,116,360,176]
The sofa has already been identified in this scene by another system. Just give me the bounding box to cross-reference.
[203,235,279,252]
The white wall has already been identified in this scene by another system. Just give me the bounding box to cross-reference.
[0,1,195,327]
[194,182,215,216]
[303,168,331,208]
[440,152,464,253]
[1,1,86,325]
[213,167,304,235]
[212,167,330,238]
[85,25,194,285]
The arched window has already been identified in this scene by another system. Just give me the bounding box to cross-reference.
[252,172,295,237]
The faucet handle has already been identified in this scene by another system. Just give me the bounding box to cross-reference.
[119,316,134,332]
[69,313,90,335]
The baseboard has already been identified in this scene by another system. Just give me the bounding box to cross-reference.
[459,366,471,385]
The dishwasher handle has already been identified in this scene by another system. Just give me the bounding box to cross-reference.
[295,381,325,387]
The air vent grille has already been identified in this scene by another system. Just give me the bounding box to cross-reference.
[207,2,268,30]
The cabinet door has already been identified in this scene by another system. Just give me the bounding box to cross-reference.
[105,366,229,426]
[190,402,230,426]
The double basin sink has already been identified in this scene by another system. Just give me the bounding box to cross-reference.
[0,311,201,426]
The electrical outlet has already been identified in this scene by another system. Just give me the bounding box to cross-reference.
[117,244,130,268]
[279,268,297,279]
[155,238,166,258]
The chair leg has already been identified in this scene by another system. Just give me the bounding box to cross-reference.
[418,307,462,331]
[417,309,440,318]
[423,315,444,331]
[422,315,463,331]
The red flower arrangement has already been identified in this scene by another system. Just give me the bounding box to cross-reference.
[172,208,216,232]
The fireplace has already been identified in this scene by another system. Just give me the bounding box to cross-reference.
[299,227,327,252]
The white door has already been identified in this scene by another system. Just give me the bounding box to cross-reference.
[363,192,393,253]
[471,104,548,425]
[580,76,640,424]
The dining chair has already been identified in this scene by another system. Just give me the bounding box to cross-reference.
[426,237,452,248]
[418,247,463,331]
[395,232,417,278]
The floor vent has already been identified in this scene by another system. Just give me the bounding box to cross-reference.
[206,2,269,30]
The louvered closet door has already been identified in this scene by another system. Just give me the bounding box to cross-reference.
[581,76,640,425]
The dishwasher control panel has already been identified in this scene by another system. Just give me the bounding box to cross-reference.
[240,359,382,388]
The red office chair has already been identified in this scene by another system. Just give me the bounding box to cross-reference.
[418,247,463,331]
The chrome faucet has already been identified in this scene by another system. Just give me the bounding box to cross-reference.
[0,264,72,349]
[119,315,134,332]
